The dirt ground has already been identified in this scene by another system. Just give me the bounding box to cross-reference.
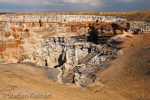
[0,33,150,100]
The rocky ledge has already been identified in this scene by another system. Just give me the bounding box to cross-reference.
[0,14,135,86]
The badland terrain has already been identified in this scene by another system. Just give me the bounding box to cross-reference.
[0,9,150,100]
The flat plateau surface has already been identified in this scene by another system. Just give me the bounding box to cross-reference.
[1,9,150,21]
[0,33,150,100]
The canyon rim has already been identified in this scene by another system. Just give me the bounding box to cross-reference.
[0,10,150,100]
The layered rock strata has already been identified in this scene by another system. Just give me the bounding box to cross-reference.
[0,15,126,23]
[0,14,136,86]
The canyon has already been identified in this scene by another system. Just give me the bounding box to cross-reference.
[0,14,149,86]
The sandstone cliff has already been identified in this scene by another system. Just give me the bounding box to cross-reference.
[0,14,138,86]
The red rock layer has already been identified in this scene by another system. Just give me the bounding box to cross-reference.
[89,22,127,35]
[0,23,39,63]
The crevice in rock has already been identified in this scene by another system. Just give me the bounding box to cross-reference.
[39,20,42,27]
[45,59,48,66]
[54,51,66,68]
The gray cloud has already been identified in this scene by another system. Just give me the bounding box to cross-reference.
[0,0,52,5]
[0,0,149,12]
[62,0,102,6]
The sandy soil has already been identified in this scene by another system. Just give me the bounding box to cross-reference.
[97,33,150,100]
[0,33,150,100]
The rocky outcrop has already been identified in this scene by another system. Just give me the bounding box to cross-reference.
[35,34,123,86]
[0,14,136,87]
[129,21,150,34]
[89,22,127,35]
[0,22,42,63]
[0,15,126,23]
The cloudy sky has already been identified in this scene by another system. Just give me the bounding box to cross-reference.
[0,0,149,12]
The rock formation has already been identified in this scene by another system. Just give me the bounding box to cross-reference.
[0,14,144,86]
